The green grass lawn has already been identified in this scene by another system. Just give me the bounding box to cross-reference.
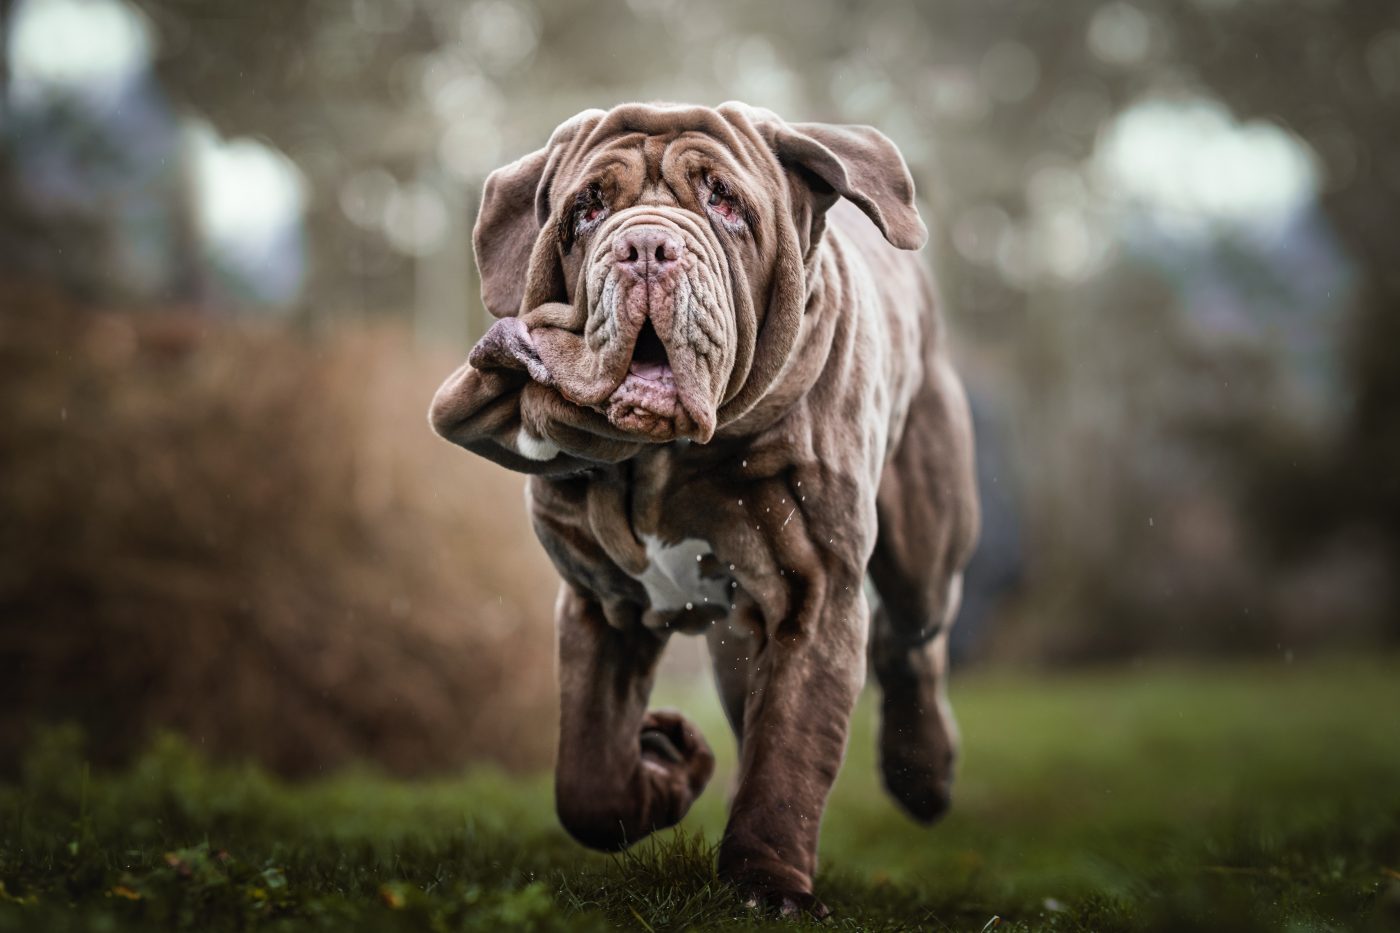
[3,657,1399,931]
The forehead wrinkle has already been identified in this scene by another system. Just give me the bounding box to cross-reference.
[678,127,771,178]
[569,150,641,199]
[644,135,669,186]
[596,104,744,151]
[568,119,773,208]
[671,142,750,191]
[640,181,681,207]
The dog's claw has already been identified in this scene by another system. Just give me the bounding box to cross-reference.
[737,885,830,920]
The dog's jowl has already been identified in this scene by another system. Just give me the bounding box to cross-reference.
[430,101,979,916]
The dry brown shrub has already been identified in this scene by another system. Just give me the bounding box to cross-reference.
[0,283,559,775]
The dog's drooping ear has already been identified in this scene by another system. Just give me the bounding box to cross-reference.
[473,147,549,319]
[772,121,927,252]
[472,110,604,318]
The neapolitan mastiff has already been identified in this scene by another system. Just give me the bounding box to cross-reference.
[430,101,978,915]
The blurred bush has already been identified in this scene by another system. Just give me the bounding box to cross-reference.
[0,281,558,774]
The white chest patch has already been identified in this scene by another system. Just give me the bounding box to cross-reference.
[634,534,730,612]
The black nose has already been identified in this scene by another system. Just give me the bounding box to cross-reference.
[613,225,685,273]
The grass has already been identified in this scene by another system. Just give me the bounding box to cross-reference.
[2,656,1399,931]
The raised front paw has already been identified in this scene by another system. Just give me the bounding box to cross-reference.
[556,709,714,852]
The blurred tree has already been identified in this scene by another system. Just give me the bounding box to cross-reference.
[1162,2,1400,613]
[134,0,446,319]
[0,0,109,300]
[0,0,11,126]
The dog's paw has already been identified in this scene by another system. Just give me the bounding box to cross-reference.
[639,709,715,802]
[557,710,713,851]
[739,886,830,920]
[722,864,830,920]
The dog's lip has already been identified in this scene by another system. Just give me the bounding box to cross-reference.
[613,362,679,413]
[602,319,698,440]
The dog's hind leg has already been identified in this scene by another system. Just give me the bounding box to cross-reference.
[869,358,979,824]
[553,586,715,850]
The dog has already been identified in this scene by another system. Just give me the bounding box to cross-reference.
[430,101,978,915]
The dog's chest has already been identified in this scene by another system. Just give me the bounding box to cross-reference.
[614,447,736,625]
[632,535,730,613]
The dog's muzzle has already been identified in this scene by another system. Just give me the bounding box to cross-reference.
[585,210,733,443]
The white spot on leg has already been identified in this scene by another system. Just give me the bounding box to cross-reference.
[943,572,965,628]
[514,427,560,461]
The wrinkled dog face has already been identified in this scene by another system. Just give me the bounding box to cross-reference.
[556,139,758,441]
[461,103,927,452]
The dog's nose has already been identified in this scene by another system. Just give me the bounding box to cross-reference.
[613,226,685,274]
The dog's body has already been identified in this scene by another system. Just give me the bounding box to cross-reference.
[431,102,978,914]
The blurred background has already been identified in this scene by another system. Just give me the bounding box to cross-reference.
[2,0,1397,777]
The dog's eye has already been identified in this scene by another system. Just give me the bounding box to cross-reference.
[704,179,741,225]
[574,187,607,232]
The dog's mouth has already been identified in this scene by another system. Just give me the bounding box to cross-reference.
[607,316,695,440]
[628,317,671,381]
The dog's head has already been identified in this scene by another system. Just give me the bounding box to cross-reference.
[442,102,926,452]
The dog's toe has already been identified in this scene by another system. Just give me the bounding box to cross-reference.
[640,709,715,795]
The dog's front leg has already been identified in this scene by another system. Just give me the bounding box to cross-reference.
[553,586,715,851]
[717,581,868,916]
